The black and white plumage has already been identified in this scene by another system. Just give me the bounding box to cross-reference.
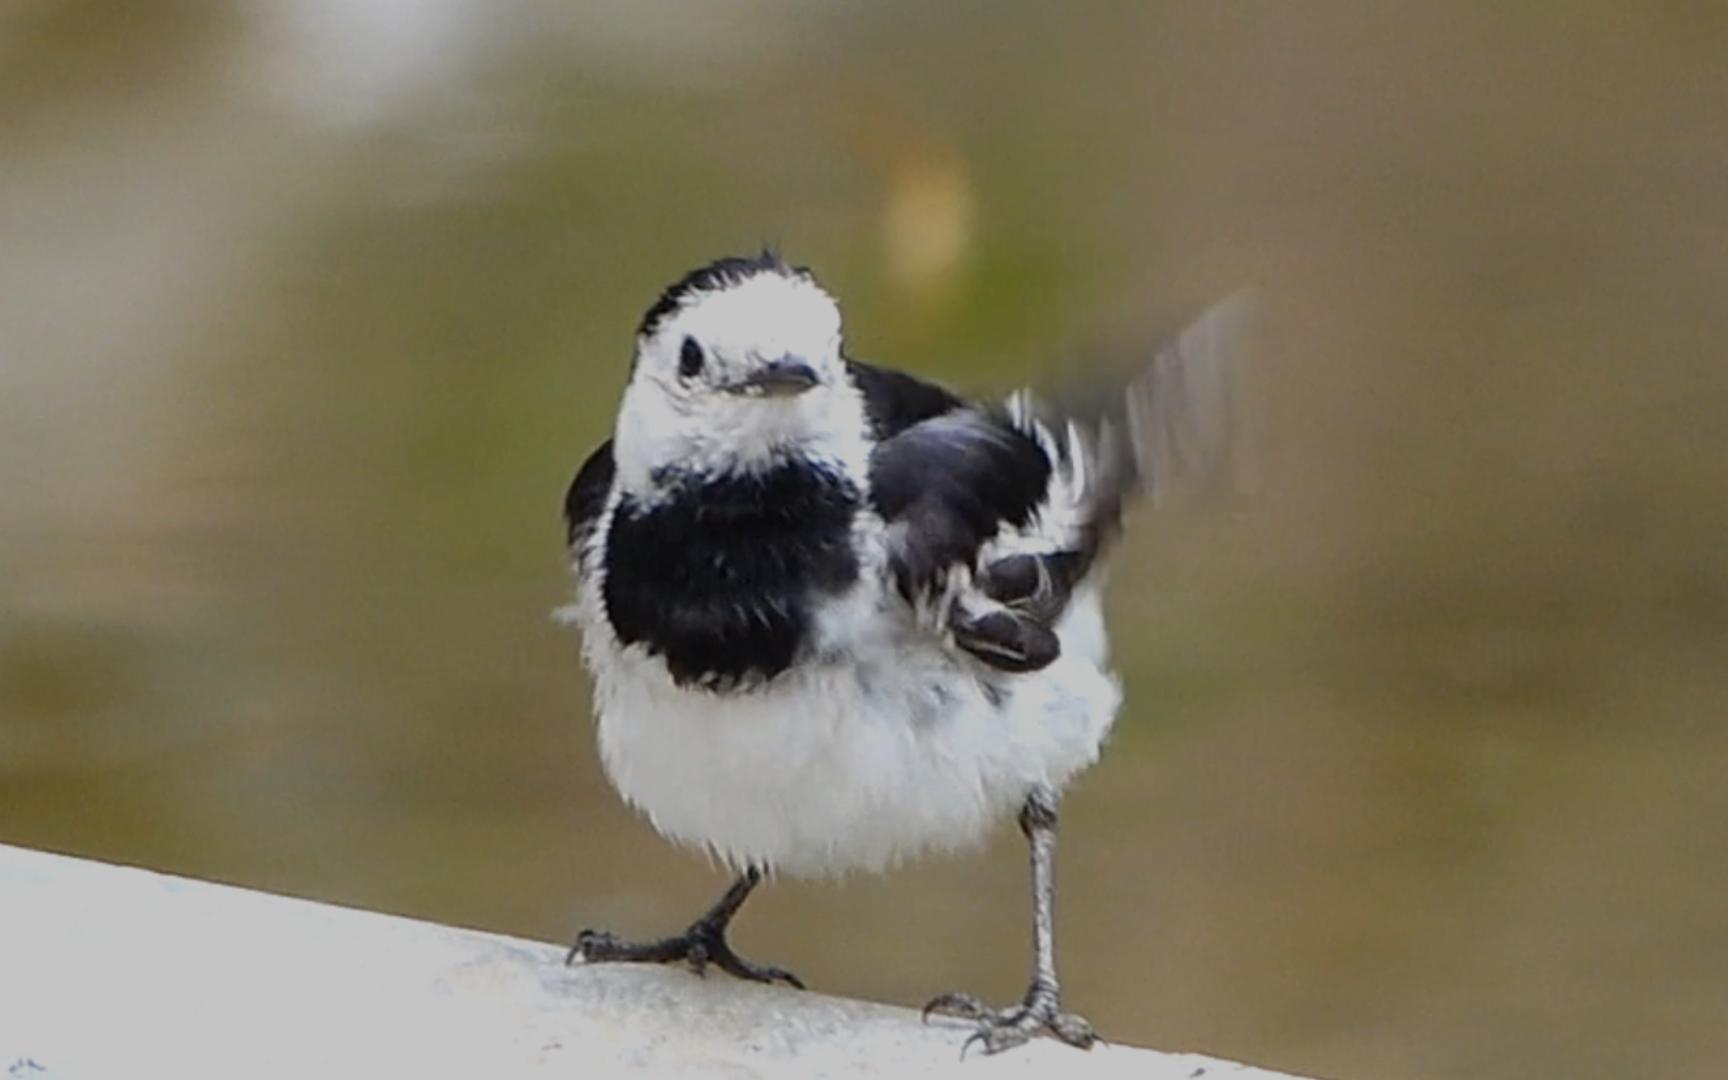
[561,252,1251,1052]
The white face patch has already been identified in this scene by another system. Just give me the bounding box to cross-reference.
[612,268,871,493]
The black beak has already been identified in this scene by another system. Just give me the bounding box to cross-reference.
[729,359,819,397]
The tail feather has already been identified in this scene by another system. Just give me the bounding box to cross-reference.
[1024,288,1258,516]
[1121,288,1258,507]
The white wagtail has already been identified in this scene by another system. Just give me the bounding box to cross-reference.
[560,252,1250,1053]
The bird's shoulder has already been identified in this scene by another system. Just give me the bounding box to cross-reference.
[844,358,966,438]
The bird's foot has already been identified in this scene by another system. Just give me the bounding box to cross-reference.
[922,982,1096,1055]
[566,923,804,989]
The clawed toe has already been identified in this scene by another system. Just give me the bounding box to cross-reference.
[922,991,990,1021]
[1045,1009,1097,1048]
[711,946,805,989]
[565,927,615,965]
[566,922,803,989]
[923,985,1097,1055]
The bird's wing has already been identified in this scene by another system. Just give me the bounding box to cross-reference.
[867,407,1053,605]
[865,291,1257,673]
[563,439,616,574]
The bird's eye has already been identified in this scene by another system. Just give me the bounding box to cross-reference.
[678,336,705,378]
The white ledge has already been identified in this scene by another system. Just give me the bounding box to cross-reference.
[0,843,1311,1079]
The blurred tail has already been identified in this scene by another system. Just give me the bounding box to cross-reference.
[1029,286,1258,508]
[1006,287,1259,553]
[1119,288,1259,506]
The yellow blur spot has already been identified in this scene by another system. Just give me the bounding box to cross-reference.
[882,143,974,296]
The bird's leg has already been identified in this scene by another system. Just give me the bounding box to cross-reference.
[567,867,803,989]
[923,785,1097,1054]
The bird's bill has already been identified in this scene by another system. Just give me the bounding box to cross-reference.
[725,359,820,397]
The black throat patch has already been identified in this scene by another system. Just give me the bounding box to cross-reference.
[602,460,861,689]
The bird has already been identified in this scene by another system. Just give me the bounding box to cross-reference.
[559,251,1251,1054]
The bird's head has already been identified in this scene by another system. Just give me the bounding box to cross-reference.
[612,254,864,492]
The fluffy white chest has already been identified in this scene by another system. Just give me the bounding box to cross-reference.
[570,579,1121,879]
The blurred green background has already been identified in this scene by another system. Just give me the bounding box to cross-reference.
[3,4,1725,1078]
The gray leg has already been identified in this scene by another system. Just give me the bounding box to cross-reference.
[923,785,1097,1053]
[568,867,804,989]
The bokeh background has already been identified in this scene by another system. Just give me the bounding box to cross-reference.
[4,4,1726,1078]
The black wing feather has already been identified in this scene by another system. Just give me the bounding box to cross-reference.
[564,440,615,550]
[867,409,1052,604]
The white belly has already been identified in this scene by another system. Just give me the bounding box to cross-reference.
[578,586,1121,879]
